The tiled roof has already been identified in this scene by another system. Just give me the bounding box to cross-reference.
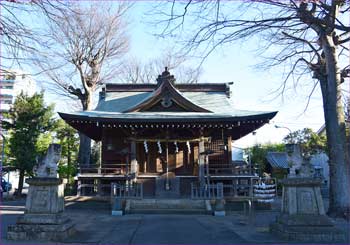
[266,152,289,169]
[93,91,272,117]
[96,91,235,113]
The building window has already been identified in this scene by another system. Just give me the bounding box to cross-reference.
[0,85,13,89]
[3,100,12,104]
[0,94,13,99]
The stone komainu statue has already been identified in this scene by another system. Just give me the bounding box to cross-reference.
[35,144,61,178]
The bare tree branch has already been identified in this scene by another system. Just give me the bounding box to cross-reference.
[153,0,350,217]
[33,2,130,110]
[118,50,202,84]
[0,0,72,70]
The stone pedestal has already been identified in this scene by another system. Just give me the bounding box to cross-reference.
[270,178,345,242]
[7,177,75,241]
[214,198,225,216]
[111,198,124,216]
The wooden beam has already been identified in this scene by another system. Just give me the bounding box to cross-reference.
[105,83,228,93]
[125,137,210,143]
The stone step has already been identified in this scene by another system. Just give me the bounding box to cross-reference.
[129,199,206,210]
[127,208,209,215]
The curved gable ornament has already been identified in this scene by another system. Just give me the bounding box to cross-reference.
[124,68,212,113]
[160,94,173,108]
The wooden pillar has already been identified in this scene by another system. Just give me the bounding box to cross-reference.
[130,141,138,178]
[165,141,170,190]
[227,136,232,165]
[96,179,102,196]
[198,139,205,187]
[205,155,210,187]
[101,128,105,169]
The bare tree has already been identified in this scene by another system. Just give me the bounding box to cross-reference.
[118,51,202,84]
[154,0,350,217]
[34,2,130,166]
[0,0,70,71]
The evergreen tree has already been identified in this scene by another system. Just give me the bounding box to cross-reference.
[2,92,55,195]
[283,128,327,158]
[55,119,79,184]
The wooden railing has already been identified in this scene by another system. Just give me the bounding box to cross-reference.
[191,182,224,199]
[111,182,143,199]
[79,163,131,175]
[209,165,254,175]
[190,177,277,200]
[77,183,111,196]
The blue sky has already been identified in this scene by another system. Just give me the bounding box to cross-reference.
[3,1,349,148]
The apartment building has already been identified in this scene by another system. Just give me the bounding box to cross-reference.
[0,70,36,113]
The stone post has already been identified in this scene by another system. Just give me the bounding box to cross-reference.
[214,183,226,216]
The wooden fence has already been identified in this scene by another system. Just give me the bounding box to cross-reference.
[111,182,143,199]
[191,182,224,199]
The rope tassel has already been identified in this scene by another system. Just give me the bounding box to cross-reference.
[186,141,191,154]
[157,141,162,154]
[143,140,148,153]
[174,141,178,153]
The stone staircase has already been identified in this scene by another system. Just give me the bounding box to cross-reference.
[125,199,211,215]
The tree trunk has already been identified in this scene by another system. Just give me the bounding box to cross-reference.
[78,133,91,166]
[16,169,25,196]
[77,91,93,166]
[67,141,71,184]
[320,34,350,217]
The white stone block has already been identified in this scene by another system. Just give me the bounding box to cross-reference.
[112,210,123,216]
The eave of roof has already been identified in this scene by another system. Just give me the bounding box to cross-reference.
[58,111,277,123]
[59,111,277,141]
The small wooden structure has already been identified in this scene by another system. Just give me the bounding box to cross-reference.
[60,68,277,199]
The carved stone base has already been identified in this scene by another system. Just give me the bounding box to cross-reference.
[7,220,75,241]
[270,178,346,242]
[25,178,65,214]
[7,177,75,241]
[17,213,70,225]
[270,217,345,242]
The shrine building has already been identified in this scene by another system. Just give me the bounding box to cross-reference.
[59,68,277,199]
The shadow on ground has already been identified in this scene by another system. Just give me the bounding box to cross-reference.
[0,197,349,244]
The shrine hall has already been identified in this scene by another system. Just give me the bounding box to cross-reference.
[59,68,277,199]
